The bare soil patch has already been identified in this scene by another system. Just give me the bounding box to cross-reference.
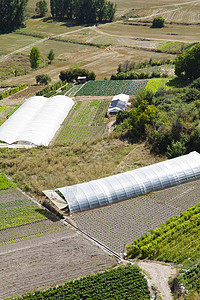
[0,226,116,299]
[133,259,177,300]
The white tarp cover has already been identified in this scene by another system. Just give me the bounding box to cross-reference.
[112,94,129,103]
[54,152,200,214]
[0,95,74,146]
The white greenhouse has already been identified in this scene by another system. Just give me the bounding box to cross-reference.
[0,95,74,146]
[45,151,200,214]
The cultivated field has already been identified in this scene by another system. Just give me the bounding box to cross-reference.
[72,179,200,254]
[53,99,110,145]
[0,184,116,299]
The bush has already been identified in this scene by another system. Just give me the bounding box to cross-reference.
[36,74,51,85]
[59,68,96,82]
[175,44,200,80]
[152,16,165,28]
[0,84,27,100]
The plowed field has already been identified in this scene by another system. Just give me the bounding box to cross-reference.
[72,179,200,254]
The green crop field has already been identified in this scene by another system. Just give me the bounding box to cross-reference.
[13,264,150,300]
[53,99,110,145]
[76,80,148,96]
[126,201,200,265]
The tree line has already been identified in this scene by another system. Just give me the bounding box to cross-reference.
[0,0,28,32]
[50,0,116,23]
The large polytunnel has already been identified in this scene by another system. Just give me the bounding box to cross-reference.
[46,151,200,214]
[0,95,74,146]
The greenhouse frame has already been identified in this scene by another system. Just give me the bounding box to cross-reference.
[47,151,200,214]
[0,95,74,146]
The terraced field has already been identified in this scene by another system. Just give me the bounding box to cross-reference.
[53,99,110,145]
[72,179,200,254]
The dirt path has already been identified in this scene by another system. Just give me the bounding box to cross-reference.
[133,260,177,300]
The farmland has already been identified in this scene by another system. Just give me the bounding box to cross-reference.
[72,178,200,254]
[53,99,110,145]
[13,265,150,300]
[76,80,148,96]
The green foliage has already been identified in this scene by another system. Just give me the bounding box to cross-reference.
[152,16,165,28]
[36,74,51,85]
[35,0,48,17]
[179,264,200,293]
[47,49,55,64]
[50,0,116,23]
[76,80,148,96]
[13,264,150,300]
[59,68,96,82]
[30,47,41,69]
[0,84,27,100]
[0,173,16,190]
[126,202,200,265]
[158,41,199,54]
[0,0,28,33]
[175,44,200,80]
[36,80,66,96]
[54,100,109,145]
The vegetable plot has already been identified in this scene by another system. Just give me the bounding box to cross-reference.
[126,201,200,264]
[76,80,148,96]
[14,264,150,300]
[54,100,109,145]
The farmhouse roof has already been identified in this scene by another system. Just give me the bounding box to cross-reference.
[0,95,74,146]
[47,151,200,214]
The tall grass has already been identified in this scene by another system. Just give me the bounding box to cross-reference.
[0,137,160,201]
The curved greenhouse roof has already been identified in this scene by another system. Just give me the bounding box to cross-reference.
[51,151,200,214]
[0,95,74,146]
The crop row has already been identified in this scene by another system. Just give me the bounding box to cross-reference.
[126,201,200,264]
[54,125,105,145]
[14,264,150,300]
[0,205,49,230]
[69,101,100,126]
[76,80,148,96]
[0,173,16,191]
[179,263,200,293]
[0,218,68,246]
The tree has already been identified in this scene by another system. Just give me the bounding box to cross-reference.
[175,44,200,80]
[0,0,28,33]
[47,49,55,64]
[152,16,165,28]
[30,47,41,69]
[35,0,48,17]
[36,74,51,85]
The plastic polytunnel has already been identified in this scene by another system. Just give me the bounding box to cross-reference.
[0,95,74,146]
[49,151,200,214]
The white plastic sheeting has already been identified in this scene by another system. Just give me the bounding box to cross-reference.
[112,94,129,103]
[53,151,200,214]
[0,95,74,146]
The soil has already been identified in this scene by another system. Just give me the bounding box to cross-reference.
[133,259,177,300]
[0,228,117,299]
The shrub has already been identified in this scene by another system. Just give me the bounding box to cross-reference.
[152,16,165,28]
[36,74,51,85]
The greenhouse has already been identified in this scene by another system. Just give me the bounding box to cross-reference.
[47,151,200,214]
[0,95,74,146]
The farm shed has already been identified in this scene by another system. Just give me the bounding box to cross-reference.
[45,151,200,214]
[107,94,129,115]
[0,95,74,146]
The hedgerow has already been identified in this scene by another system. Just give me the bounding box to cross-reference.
[0,84,27,100]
